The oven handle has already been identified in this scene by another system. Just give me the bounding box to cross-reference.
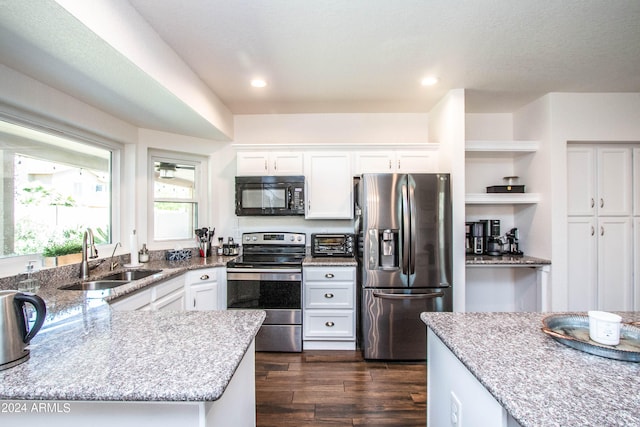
[226,268,302,274]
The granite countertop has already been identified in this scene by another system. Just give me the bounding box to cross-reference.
[465,254,551,266]
[303,256,358,267]
[421,312,640,426]
[0,256,265,402]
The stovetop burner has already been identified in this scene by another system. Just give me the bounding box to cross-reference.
[226,232,306,269]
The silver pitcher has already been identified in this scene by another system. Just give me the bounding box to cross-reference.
[0,290,46,370]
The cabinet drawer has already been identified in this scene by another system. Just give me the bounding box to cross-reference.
[184,268,219,283]
[305,283,353,309]
[304,310,354,339]
[304,267,355,282]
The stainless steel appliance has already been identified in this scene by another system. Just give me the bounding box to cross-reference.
[1,290,46,370]
[311,233,355,257]
[356,173,452,360]
[235,176,305,216]
[226,232,305,352]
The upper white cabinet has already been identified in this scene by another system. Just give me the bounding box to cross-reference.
[304,152,353,219]
[464,140,540,205]
[354,148,438,174]
[236,151,303,176]
[567,146,632,216]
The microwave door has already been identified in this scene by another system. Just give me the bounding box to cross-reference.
[263,184,287,211]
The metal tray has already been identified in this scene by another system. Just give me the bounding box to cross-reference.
[541,314,640,362]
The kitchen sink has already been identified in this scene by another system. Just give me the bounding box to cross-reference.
[62,280,131,291]
[100,269,162,281]
[61,269,163,291]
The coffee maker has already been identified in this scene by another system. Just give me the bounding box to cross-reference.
[505,228,524,255]
[485,220,503,256]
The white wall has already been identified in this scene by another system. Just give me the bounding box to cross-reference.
[428,89,466,311]
[522,93,640,311]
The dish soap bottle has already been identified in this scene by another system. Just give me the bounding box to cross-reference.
[18,261,40,293]
[139,244,150,263]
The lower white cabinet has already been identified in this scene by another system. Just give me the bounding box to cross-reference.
[111,275,185,312]
[303,265,356,350]
[184,268,225,310]
[567,216,633,311]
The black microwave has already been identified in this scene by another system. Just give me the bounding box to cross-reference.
[235,176,305,216]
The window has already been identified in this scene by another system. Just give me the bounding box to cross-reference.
[0,119,113,258]
[149,151,204,242]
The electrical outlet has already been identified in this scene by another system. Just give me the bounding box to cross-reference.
[450,391,462,427]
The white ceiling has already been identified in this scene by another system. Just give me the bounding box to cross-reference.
[1,0,639,139]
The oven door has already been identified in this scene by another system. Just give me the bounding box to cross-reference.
[227,268,302,352]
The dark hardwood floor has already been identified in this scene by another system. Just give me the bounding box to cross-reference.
[255,350,426,427]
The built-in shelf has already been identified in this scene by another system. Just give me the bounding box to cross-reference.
[465,193,541,205]
[465,140,539,153]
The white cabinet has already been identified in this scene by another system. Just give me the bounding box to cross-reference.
[567,144,636,312]
[236,151,303,176]
[303,266,356,350]
[304,152,353,219]
[354,149,438,174]
[635,218,640,310]
[184,268,225,311]
[111,275,185,312]
[567,146,633,216]
[634,148,640,216]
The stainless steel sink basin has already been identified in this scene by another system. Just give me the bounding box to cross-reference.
[61,269,163,291]
[62,280,130,291]
[100,269,162,281]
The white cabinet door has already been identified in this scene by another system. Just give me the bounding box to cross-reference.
[396,150,438,173]
[635,218,640,310]
[184,268,222,311]
[236,151,269,176]
[598,217,633,311]
[567,217,597,311]
[354,151,394,174]
[271,152,304,175]
[304,152,353,219]
[634,148,640,216]
[110,288,153,311]
[597,147,632,216]
[567,146,596,216]
[154,289,186,311]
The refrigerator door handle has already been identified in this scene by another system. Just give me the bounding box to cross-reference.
[373,291,444,300]
[408,177,417,277]
[401,182,410,275]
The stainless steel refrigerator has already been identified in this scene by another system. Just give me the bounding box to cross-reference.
[356,173,452,360]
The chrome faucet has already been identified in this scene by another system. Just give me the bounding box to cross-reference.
[79,228,99,280]
[110,242,122,271]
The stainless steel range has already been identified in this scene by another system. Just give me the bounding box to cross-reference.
[226,232,306,352]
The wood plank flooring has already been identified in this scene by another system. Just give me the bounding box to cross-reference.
[255,351,426,426]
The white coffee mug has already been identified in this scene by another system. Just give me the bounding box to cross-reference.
[588,310,622,345]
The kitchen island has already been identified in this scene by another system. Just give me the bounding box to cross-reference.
[422,312,640,427]
[0,257,265,427]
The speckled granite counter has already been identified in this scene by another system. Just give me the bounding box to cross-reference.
[466,254,551,266]
[421,312,640,426]
[303,256,357,267]
[0,256,265,403]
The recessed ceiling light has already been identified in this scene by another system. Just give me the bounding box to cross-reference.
[420,77,439,86]
[251,79,267,88]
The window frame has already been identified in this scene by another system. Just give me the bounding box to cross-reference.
[0,111,122,275]
[147,149,207,248]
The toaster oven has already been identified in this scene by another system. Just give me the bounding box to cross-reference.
[311,233,355,257]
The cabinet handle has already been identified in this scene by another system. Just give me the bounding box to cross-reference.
[200,275,209,280]
[193,298,196,308]
[600,198,604,208]
[264,160,268,171]
[325,321,335,327]
[388,160,392,170]
[397,160,401,169]
[274,160,277,170]
[591,198,595,208]
[591,226,595,236]
[324,293,334,299]
[600,226,604,236]
[325,273,334,278]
